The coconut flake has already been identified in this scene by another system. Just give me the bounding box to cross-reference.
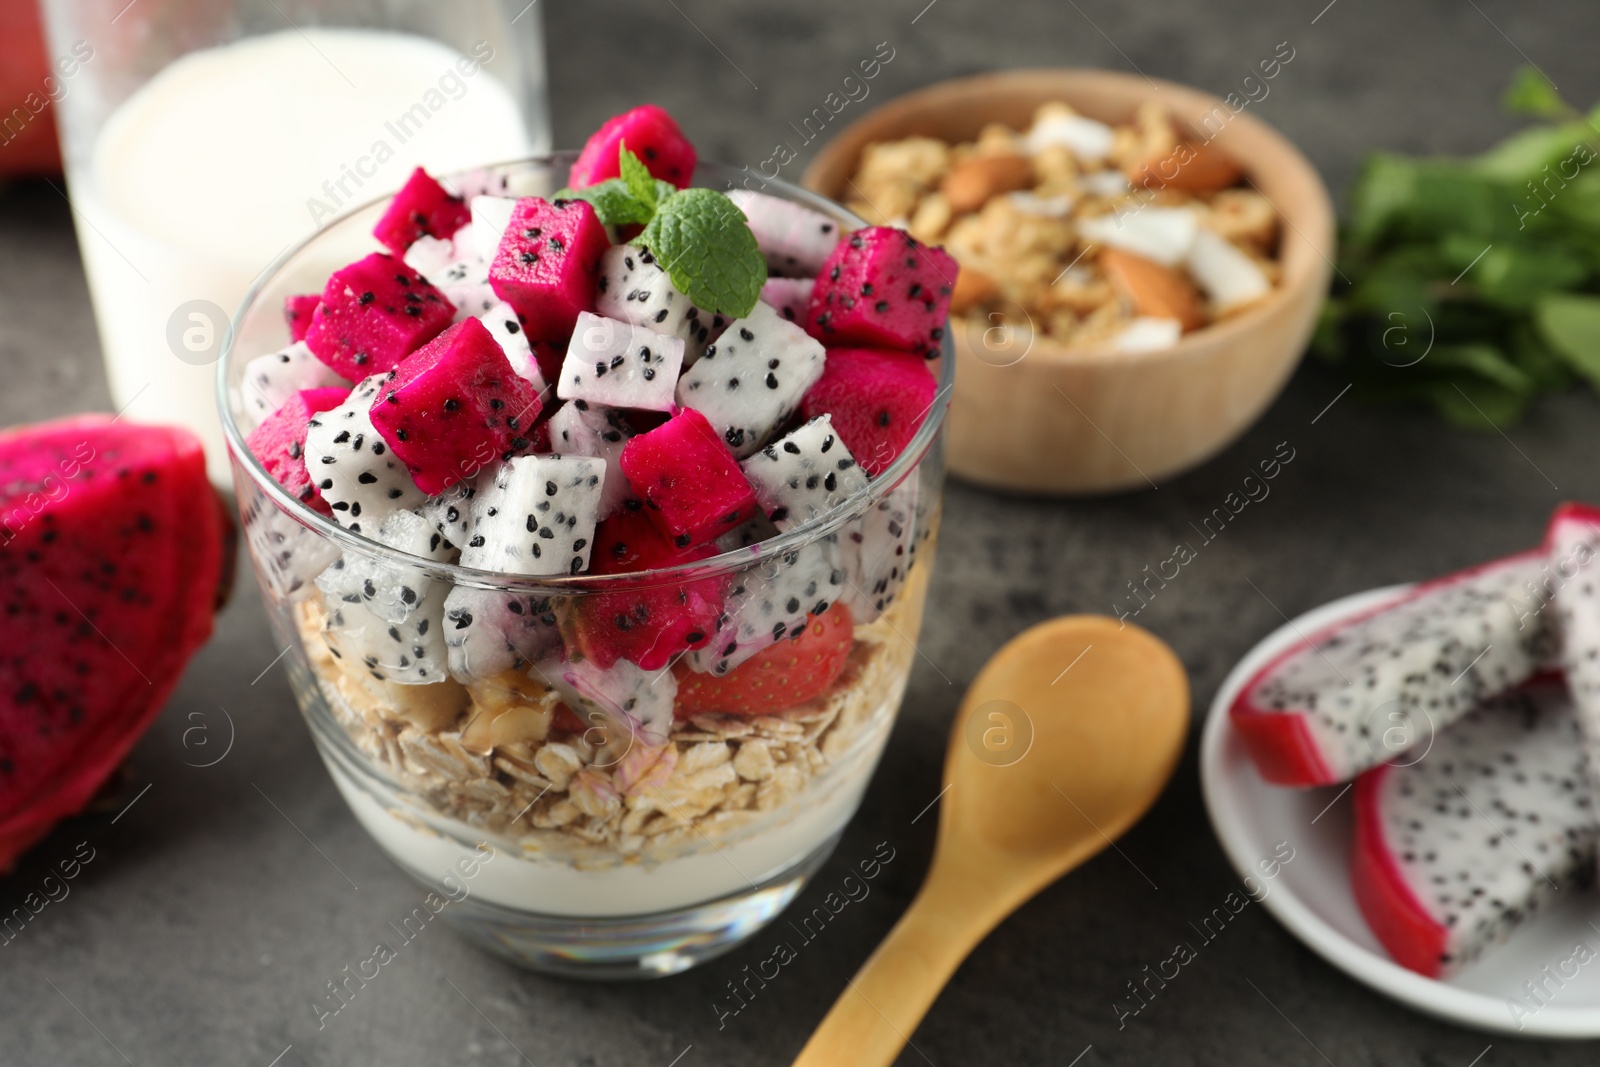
[1078,206,1199,266]
[1113,317,1183,353]
[1025,114,1115,161]
[1187,229,1271,311]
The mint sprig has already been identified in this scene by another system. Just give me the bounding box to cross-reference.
[637,188,766,318]
[556,146,675,227]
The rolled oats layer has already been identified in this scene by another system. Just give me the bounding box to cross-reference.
[296,561,930,870]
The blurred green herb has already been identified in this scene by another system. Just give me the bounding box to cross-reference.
[1318,66,1600,428]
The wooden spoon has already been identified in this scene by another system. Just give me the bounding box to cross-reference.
[792,615,1189,1067]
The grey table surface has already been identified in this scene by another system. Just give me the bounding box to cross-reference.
[3,0,1599,1063]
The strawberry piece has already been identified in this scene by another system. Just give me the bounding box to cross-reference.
[674,603,854,717]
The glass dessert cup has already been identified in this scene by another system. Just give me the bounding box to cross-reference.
[219,157,951,978]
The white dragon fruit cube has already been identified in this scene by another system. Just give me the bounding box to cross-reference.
[557,311,684,413]
[459,453,606,576]
[303,374,426,535]
[675,301,826,458]
[726,189,841,277]
[595,243,727,365]
[546,401,635,519]
[240,340,347,428]
[741,414,870,531]
[470,195,519,260]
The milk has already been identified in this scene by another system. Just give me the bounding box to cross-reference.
[67,29,543,484]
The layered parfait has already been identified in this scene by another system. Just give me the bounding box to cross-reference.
[231,106,954,917]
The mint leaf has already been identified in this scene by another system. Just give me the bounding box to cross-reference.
[618,143,658,212]
[554,180,655,227]
[1503,66,1568,120]
[637,188,766,317]
[1535,292,1600,388]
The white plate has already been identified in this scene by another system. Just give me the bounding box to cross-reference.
[1201,585,1600,1038]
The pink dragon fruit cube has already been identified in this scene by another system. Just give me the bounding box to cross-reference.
[372,167,472,255]
[488,197,610,345]
[305,253,455,380]
[805,227,958,359]
[619,408,758,547]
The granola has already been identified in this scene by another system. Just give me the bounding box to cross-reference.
[845,100,1282,352]
[296,559,930,869]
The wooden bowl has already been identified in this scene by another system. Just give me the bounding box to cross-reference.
[803,69,1335,495]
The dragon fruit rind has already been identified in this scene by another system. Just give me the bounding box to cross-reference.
[305,253,455,380]
[799,348,938,477]
[619,408,759,548]
[1352,683,1596,977]
[806,227,957,359]
[488,197,610,343]
[0,416,226,870]
[372,167,472,255]
[569,104,697,190]
[369,318,543,495]
[1229,549,1554,787]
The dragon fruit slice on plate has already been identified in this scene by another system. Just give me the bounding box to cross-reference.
[240,340,347,428]
[1544,503,1600,798]
[1352,680,1596,978]
[558,311,685,413]
[727,189,841,277]
[675,301,827,458]
[0,416,228,870]
[741,414,870,531]
[303,374,427,534]
[1229,549,1556,787]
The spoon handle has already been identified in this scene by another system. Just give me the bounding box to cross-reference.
[791,866,999,1067]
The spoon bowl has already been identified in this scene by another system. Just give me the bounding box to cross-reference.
[793,615,1189,1067]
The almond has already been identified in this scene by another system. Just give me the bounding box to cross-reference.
[940,154,1034,214]
[1099,248,1205,331]
[1126,140,1245,193]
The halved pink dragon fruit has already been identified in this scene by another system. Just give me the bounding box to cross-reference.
[372,167,472,255]
[305,253,455,380]
[246,386,351,514]
[727,190,841,276]
[799,347,938,476]
[806,227,957,359]
[488,197,609,342]
[568,104,697,189]
[571,506,724,671]
[741,415,869,531]
[0,416,227,870]
[760,276,814,324]
[240,340,348,426]
[456,453,607,576]
[675,301,826,458]
[284,294,320,342]
[619,408,759,548]
[303,375,427,534]
[558,312,685,412]
[1230,550,1556,787]
[1352,681,1595,977]
[368,317,543,495]
[546,401,635,519]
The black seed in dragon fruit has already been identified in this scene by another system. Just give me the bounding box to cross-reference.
[1352,681,1596,977]
[841,480,920,623]
[675,301,827,459]
[240,340,348,427]
[546,401,636,519]
[559,654,678,746]
[245,386,350,514]
[317,509,455,684]
[303,374,426,534]
[488,196,610,342]
[368,318,544,495]
[799,346,939,476]
[684,539,846,675]
[1543,503,1600,802]
[595,244,727,365]
[441,585,564,681]
[618,408,759,547]
[740,415,869,531]
[477,300,547,391]
[570,507,725,671]
[457,453,606,576]
[304,252,456,380]
[759,276,814,324]
[558,311,685,413]
[372,166,471,255]
[806,226,957,359]
[284,294,320,342]
[1229,549,1556,787]
[727,189,841,277]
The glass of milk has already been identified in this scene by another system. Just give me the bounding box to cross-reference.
[40,0,550,485]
